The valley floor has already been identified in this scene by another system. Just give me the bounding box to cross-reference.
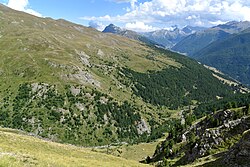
[93,141,160,162]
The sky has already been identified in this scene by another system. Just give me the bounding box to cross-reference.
[1,0,250,32]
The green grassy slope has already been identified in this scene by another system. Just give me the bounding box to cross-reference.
[0,128,151,167]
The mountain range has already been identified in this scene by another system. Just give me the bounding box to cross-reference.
[171,21,250,86]
[172,21,250,56]
[142,25,205,48]
[0,3,250,167]
[103,22,250,86]
[103,24,205,48]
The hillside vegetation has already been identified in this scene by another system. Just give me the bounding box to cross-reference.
[0,4,242,147]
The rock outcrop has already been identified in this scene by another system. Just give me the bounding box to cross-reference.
[150,109,250,166]
[182,111,250,164]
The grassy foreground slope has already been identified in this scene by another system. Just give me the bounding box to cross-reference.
[0,128,151,167]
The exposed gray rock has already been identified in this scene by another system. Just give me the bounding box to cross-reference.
[0,152,17,158]
[97,49,105,57]
[47,60,66,68]
[76,50,91,67]
[182,134,187,142]
[31,83,50,97]
[99,96,109,104]
[67,67,101,87]
[70,86,81,96]
[103,114,109,124]
[75,102,85,111]
[57,108,70,114]
[137,119,150,135]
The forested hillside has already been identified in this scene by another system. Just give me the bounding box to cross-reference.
[194,28,250,85]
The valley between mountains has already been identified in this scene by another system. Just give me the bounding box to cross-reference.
[0,3,250,167]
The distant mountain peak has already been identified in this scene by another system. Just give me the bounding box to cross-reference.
[101,24,162,46]
[225,20,238,25]
[142,25,205,48]
[102,23,122,33]
[182,26,193,34]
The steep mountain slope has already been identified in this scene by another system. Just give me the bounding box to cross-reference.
[172,21,250,56]
[0,128,151,167]
[143,26,205,48]
[0,4,239,147]
[193,28,250,86]
[102,24,160,46]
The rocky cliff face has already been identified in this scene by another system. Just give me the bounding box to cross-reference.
[223,130,250,167]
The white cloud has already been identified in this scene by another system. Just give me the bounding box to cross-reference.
[81,0,250,30]
[209,20,227,25]
[111,0,137,10]
[186,15,198,20]
[222,1,250,21]
[7,0,28,11]
[88,21,105,31]
[7,0,42,17]
[125,21,159,32]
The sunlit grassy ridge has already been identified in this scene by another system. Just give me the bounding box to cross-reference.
[0,128,151,167]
